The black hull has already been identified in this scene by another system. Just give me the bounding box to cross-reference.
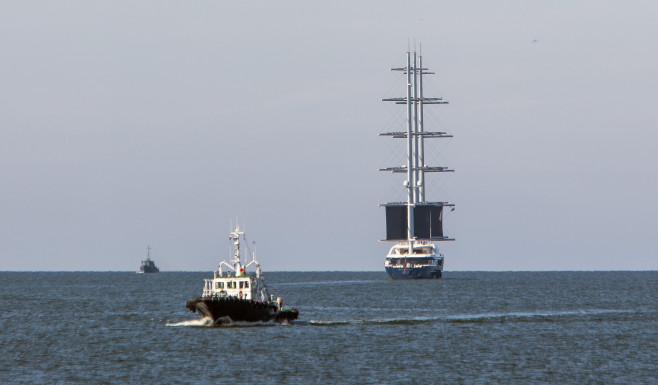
[186,297,298,324]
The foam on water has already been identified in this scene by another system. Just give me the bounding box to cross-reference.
[166,317,214,327]
[166,316,287,328]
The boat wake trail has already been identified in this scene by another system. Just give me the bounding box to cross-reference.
[304,309,637,327]
[275,280,375,288]
[305,315,444,327]
[166,317,214,327]
[167,309,637,328]
[446,309,636,324]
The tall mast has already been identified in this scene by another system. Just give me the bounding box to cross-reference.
[418,54,426,202]
[413,51,420,205]
[381,48,455,244]
[405,51,415,247]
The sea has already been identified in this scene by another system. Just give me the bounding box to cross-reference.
[1,271,656,384]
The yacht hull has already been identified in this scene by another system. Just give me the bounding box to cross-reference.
[385,265,442,279]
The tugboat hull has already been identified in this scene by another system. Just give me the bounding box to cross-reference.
[186,297,298,324]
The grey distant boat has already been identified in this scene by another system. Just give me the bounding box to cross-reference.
[138,246,159,273]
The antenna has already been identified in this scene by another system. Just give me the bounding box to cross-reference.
[244,233,252,261]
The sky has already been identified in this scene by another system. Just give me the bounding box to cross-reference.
[1,1,657,271]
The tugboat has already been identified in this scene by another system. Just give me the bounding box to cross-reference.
[380,49,455,279]
[185,225,298,325]
[138,246,159,273]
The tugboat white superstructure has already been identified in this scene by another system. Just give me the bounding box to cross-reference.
[186,225,298,324]
[381,49,454,279]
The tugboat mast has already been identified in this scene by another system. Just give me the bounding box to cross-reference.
[231,226,243,273]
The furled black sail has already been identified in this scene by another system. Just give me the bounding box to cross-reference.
[384,203,445,241]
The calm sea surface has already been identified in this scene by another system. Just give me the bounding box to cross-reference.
[1,271,656,384]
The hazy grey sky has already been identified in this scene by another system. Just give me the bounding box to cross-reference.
[1,1,657,271]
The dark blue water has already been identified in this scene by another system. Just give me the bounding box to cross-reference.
[1,271,656,384]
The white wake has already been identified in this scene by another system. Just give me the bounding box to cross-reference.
[166,317,214,327]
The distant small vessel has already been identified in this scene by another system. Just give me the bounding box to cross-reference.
[138,246,160,273]
[185,225,298,325]
[380,50,455,279]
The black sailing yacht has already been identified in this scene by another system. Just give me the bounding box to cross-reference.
[381,49,455,279]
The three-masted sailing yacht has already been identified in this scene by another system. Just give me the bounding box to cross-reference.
[381,50,454,279]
